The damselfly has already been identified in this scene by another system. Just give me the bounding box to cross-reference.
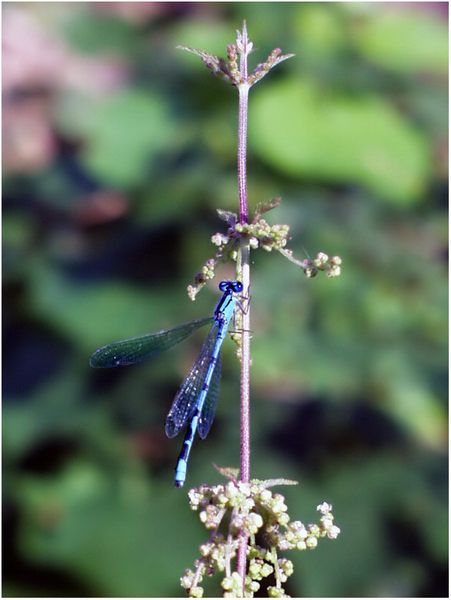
[90,280,243,487]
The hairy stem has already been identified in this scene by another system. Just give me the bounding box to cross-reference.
[239,239,251,486]
[236,21,251,595]
[238,83,249,224]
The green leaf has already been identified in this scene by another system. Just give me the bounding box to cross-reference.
[16,459,200,596]
[352,9,448,76]
[250,78,431,203]
[214,465,240,480]
[77,89,173,187]
[294,4,347,57]
[64,9,137,55]
[26,261,185,351]
[252,196,282,222]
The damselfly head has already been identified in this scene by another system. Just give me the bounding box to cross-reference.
[219,280,243,293]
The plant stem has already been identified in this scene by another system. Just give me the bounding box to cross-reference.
[239,240,250,487]
[236,21,251,595]
[238,81,251,487]
[238,84,249,224]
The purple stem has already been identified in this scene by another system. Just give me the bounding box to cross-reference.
[238,86,249,224]
[236,22,251,594]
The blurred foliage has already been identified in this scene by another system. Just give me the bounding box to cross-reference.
[251,79,430,202]
[67,88,175,187]
[3,2,448,598]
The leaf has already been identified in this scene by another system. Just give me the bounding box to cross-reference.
[76,89,173,187]
[214,465,240,481]
[177,46,233,83]
[217,208,238,226]
[260,478,299,488]
[293,4,347,57]
[16,458,200,597]
[252,197,282,223]
[64,10,137,55]
[26,261,181,351]
[250,78,431,203]
[351,9,448,76]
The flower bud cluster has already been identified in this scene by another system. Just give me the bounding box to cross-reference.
[181,476,340,597]
[187,258,219,301]
[268,585,290,598]
[177,46,240,85]
[187,211,291,300]
[278,248,343,279]
[226,44,240,82]
[302,253,342,279]
[181,569,204,598]
[188,198,342,300]
[271,502,341,552]
[234,220,290,251]
[210,216,290,254]
[248,556,274,580]
[248,48,295,87]
[222,572,244,597]
[278,558,294,581]
[179,20,293,91]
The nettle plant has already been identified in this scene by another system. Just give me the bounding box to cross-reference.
[176,24,341,599]
[88,23,341,599]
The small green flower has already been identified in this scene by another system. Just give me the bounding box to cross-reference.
[277,513,290,526]
[247,580,260,593]
[327,525,341,540]
[181,570,195,589]
[261,562,274,578]
[222,572,243,596]
[278,558,294,577]
[306,536,318,549]
[317,501,332,514]
[267,585,289,598]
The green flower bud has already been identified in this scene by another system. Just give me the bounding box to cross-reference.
[306,536,318,549]
[261,563,274,578]
[327,525,341,539]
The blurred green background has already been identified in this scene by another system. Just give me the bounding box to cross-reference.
[3,2,448,597]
